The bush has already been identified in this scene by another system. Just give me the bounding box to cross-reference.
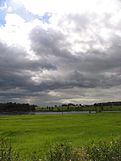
[0,138,21,161]
[1,138,121,161]
[85,138,121,161]
[45,142,82,161]
[45,139,121,161]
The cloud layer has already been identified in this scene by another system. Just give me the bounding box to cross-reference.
[0,0,121,105]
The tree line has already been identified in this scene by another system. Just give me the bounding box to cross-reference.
[1,101,121,113]
[37,101,121,112]
[0,102,36,113]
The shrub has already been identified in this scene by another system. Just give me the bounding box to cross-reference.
[0,138,12,161]
[85,138,121,161]
[1,138,121,161]
[0,138,21,161]
[45,142,82,161]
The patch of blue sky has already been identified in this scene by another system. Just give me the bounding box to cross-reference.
[8,0,51,23]
[0,10,6,26]
[13,6,36,21]
[0,0,8,26]
[13,6,51,23]
[11,6,51,23]
[0,0,51,26]
[14,5,51,23]
[0,0,6,6]
[41,12,51,23]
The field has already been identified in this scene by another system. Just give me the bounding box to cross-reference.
[0,112,121,158]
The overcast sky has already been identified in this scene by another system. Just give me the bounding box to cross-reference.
[0,0,121,106]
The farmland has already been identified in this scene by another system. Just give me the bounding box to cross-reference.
[0,112,121,159]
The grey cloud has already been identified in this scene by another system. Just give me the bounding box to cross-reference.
[1,10,121,105]
[30,27,75,59]
[0,41,57,94]
[29,13,121,91]
[0,42,56,71]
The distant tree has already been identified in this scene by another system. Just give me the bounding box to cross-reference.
[0,102,36,113]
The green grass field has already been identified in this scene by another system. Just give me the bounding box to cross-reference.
[0,113,121,158]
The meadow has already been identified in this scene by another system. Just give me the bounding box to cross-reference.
[0,112,121,159]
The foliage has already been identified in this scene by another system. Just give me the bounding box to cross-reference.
[46,142,82,161]
[0,138,21,161]
[45,139,121,161]
[85,138,121,161]
[1,137,121,161]
[37,103,121,112]
[0,102,36,113]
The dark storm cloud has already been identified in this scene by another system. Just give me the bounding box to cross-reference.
[0,42,56,71]
[0,41,57,99]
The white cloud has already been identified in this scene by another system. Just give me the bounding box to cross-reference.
[12,0,120,15]
[5,13,25,25]
[0,13,27,47]
[0,13,44,59]
[1,0,121,55]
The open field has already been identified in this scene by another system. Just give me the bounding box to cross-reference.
[0,113,121,158]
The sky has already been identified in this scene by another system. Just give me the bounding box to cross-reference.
[0,0,121,106]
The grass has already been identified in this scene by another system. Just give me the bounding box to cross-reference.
[0,113,121,158]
